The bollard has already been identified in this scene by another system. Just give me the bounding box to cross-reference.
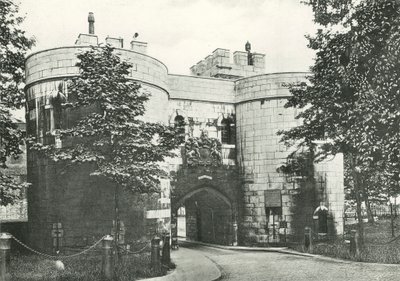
[304,227,313,253]
[171,236,179,250]
[350,230,360,258]
[0,233,11,281]
[151,236,161,272]
[161,234,171,265]
[232,222,238,246]
[102,235,114,280]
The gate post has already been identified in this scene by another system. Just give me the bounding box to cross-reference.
[102,235,114,280]
[0,233,12,281]
[304,227,313,253]
[350,230,360,258]
[171,209,179,250]
[151,236,161,271]
[232,221,238,246]
[161,234,171,265]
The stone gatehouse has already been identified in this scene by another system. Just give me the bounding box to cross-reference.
[25,14,344,252]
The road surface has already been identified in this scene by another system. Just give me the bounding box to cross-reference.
[182,243,400,281]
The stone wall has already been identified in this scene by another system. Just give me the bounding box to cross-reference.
[185,191,234,245]
[190,48,265,79]
[26,46,169,91]
[24,35,345,248]
[168,99,234,141]
[235,72,344,243]
[25,47,169,124]
[2,132,28,222]
[25,46,171,252]
[314,153,345,235]
[168,74,234,103]
[171,165,241,245]
[27,161,157,253]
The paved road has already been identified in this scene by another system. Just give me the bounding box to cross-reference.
[183,244,400,281]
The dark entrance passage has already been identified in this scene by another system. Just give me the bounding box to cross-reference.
[173,187,237,246]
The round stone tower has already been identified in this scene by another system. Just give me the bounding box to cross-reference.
[25,26,170,252]
[235,73,344,244]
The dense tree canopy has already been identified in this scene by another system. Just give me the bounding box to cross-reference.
[279,0,400,240]
[30,45,180,194]
[0,0,34,204]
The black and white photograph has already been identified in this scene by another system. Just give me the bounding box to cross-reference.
[0,0,400,280]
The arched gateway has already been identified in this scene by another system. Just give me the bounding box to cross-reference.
[24,14,345,252]
[171,168,240,246]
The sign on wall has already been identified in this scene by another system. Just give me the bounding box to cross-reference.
[264,189,282,208]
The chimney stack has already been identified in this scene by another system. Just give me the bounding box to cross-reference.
[88,12,95,34]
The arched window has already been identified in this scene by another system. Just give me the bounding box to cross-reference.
[313,205,328,234]
[221,118,230,144]
[220,115,236,145]
[174,115,185,142]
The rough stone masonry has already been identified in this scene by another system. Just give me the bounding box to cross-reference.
[25,13,344,252]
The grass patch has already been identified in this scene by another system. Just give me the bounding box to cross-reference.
[9,252,171,281]
[290,217,400,264]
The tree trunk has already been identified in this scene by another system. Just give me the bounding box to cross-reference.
[363,185,375,224]
[390,202,395,237]
[114,184,121,261]
[349,153,364,246]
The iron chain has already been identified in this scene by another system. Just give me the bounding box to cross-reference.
[11,235,106,260]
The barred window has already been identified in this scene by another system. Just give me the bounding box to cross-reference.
[174,115,185,141]
[221,116,235,145]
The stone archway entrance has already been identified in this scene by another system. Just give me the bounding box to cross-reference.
[173,186,237,246]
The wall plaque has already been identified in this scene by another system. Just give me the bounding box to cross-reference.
[264,189,282,207]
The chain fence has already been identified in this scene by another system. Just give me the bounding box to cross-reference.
[11,235,153,260]
[315,227,400,246]
[0,233,170,280]
[11,235,106,260]
[118,243,149,255]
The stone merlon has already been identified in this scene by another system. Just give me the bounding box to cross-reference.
[190,48,266,79]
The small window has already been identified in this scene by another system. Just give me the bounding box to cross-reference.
[221,118,230,144]
[174,115,185,142]
[220,115,235,145]
[52,91,65,130]
[229,120,236,145]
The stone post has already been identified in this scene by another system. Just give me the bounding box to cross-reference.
[350,230,360,258]
[171,209,179,250]
[304,227,313,253]
[102,235,114,280]
[0,233,12,281]
[151,236,161,271]
[232,221,238,246]
[161,234,171,265]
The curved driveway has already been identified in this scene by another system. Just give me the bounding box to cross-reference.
[184,244,400,281]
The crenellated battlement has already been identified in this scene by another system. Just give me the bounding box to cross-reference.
[25,12,344,250]
[75,33,148,55]
[190,46,265,80]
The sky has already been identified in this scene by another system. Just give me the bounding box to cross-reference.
[19,0,318,75]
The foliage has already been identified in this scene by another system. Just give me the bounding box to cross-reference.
[9,252,168,281]
[292,217,400,264]
[29,45,181,194]
[185,130,222,166]
[279,0,400,241]
[0,0,34,205]
[276,150,314,180]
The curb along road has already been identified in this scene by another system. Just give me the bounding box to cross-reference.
[180,239,400,267]
[142,239,400,281]
[141,247,221,281]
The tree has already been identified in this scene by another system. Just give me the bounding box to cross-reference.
[30,45,180,193]
[0,0,35,205]
[279,0,400,244]
[29,45,182,252]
